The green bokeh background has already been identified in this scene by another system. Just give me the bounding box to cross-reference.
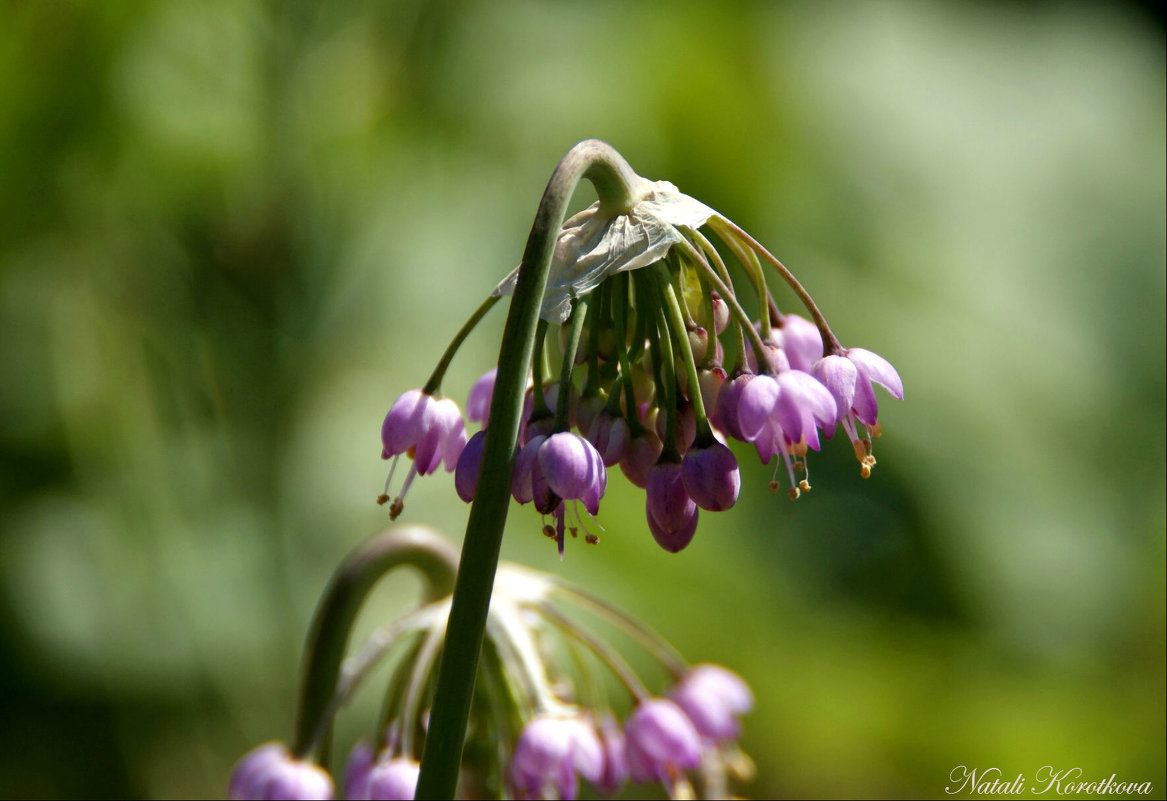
[1,2,1163,798]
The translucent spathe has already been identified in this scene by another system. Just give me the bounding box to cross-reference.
[494,179,717,323]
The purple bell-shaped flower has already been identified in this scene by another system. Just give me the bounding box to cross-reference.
[227,742,334,801]
[671,664,754,742]
[379,389,467,519]
[624,699,702,784]
[510,714,604,800]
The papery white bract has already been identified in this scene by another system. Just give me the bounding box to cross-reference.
[494,179,717,323]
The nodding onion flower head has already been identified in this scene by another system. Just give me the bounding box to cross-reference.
[377,146,902,554]
[378,389,466,520]
[228,742,334,801]
[228,529,755,801]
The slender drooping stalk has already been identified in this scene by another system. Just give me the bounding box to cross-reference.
[416,140,642,799]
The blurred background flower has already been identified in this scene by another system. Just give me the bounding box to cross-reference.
[0,1,1162,797]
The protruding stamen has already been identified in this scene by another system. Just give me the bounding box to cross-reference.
[798,479,811,493]
[768,480,779,494]
[542,523,556,539]
[380,455,401,502]
[556,506,566,560]
[851,438,867,463]
[585,533,599,544]
[780,449,798,495]
[389,462,420,520]
[860,463,872,479]
[788,487,801,501]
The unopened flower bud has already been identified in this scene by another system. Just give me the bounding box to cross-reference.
[646,461,699,553]
[681,441,740,512]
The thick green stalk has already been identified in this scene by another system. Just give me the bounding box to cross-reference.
[291,526,458,761]
[416,140,641,799]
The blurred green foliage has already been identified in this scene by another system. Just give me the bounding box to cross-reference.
[1,1,1163,798]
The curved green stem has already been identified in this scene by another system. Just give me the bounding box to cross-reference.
[687,228,747,372]
[291,526,458,762]
[677,235,775,376]
[711,216,844,354]
[643,272,680,463]
[612,274,645,436]
[549,579,689,678]
[533,602,650,702]
[416,140,643,799]
[529,320,551,420]
[582,282,607,398]
[725,233,774,341]
[422,295,501,396]
[554,295,590,432]
[656,265,713,444]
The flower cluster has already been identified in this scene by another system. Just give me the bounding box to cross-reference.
[229,552,754,800]
[378,180,901,554]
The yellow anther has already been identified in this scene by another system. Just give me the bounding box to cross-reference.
[375,494,390,506]
[863,454,876,467]
[389,498,404,520]
[585,534,599,545]
[788,487,801,501]
[799,479,811,493]
[860,464,872,479]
